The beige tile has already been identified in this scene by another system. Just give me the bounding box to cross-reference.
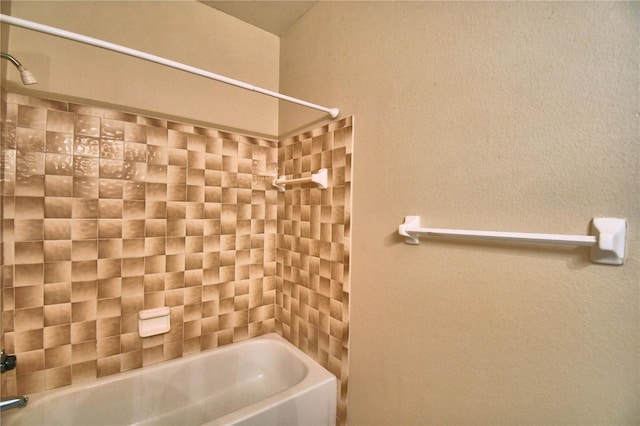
[122,257,144,277]
[145,201,166,219]
[71,260,97,282]
[123,181,145,200]
[147,146,168,165]
[16,370,45,395]
[120,350,142,372]
[167,184,186,201]
[97,317,121,338]
[71,300,97,323]
[124,142,147,162]
[122,276,145,296]
[146,125,167,144]
[167,130,187,149]
[121,314,137,336]
[99,179,123,199]
[146,164,167,183]
[98,220,122,239]
[123,161,147,181]
[14,328,44,352]
[99,199,122,218]
[71,360,97,383]
[165,254,184,273]
[45,345,72,369]
[123,200,145,219]
[71,280,97,302]
[164,272,183,290]
[144,274,165,294]
[71,320,97,343]
[13,264,44,288]
[44,219,71,240]
[15,241,44,264]
[45,175,73,198]
[168,155,187,180]
[121,295,143,315]
[45,365,72,390]
[124,123,147,142]
[44,262,71,285]
[46,110,74,133]
[17,128,46,153]
[45,153,73,176]
[72,198,99,219]
[44,197,72,218]
[74,114,100,137]
[73,177,99,198]
[97,298,121,318]
[167,203,187,219]
[18,104,47,129]
[100,140,123,159]
[145,221,166,238]
[43,305,71,334]
[122,238,144,258]
[98,278,122,299]
[184,270,203,287]
[14,308,44,333]
[15,196,44,219]
[74,136,100,158]
[99,159,123,179]
[97,258,121,280]
[44,282,71,305]
[98,239,122,259]
[97,354,121,378]
[143,291,164,309]
[122,220,145,239]
[71,240,97,261]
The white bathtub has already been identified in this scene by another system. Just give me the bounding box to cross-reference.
[1,333,337,426]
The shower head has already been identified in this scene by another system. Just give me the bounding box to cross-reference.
[1,52,37,85]
[18,68,37,85]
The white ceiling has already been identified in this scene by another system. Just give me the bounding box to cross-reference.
[199,1,317,36]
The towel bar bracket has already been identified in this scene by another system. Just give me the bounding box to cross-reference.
[590,218,626,265]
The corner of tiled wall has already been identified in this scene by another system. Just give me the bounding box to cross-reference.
[275,117,353,425]
[1,91,14,397]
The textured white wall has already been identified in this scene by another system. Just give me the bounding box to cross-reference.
[3,1,280,137]
[280,2,639,424]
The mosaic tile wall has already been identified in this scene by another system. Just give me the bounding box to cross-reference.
[275,117,353,425]
[0,92,279,395]
[0,92,353,425]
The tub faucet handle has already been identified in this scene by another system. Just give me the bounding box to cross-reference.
[1,350,17,373]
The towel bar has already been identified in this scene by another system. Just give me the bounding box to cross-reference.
[399,215,626,265]
[272,169,328,192]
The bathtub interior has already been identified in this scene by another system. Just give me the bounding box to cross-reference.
[1,334,336,426]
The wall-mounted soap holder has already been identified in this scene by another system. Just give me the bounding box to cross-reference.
[138,307,171,337]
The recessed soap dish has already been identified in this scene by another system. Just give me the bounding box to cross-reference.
[138,307,171,337]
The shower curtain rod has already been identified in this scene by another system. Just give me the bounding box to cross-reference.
[0,14,340,118]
